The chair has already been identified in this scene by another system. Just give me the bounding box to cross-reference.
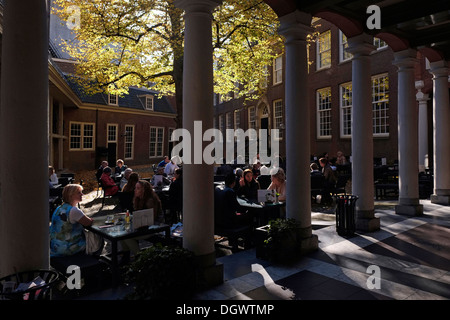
[118,191,134,212]
[310,174,325,200]
[333,174,350,195]
[58,177,70,187]
[256,175,271,189]
[99,180,119,209]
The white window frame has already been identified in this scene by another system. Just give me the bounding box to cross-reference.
[373,37,388,50]
[316,30,331,70]
[273,99,283,140]
[316,87,332,139]
[107,124,118,144]
[339,82,352,138]
[218,114,224,142]
[339,30,352,62]
[124,125,134,160]
[372,73,390,137]
[273,55,283,85]
[145,96,154,111]
[149,126,164,158]
[69,122,95,151]
[248,106,257,140]
[108,93,118,106]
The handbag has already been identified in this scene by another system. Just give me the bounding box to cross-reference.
[84,229,104,255]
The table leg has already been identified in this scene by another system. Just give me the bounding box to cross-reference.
[111,240,119,287]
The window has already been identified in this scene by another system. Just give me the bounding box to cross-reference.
[124,125,134,159]
[248,106,257,140]
[69,122,95,150]
[317,88,332,138]
[273,99,283,140]
[108,94,118,106]
[372,74,389,136]
[225,112,233,142]
[340,82,352,138]
[373,37,388,50]
[218,114,224,142]
[317,30,331,70]
[234,110,240,129]
[273,56,283,85]
[145,96,154,111]
[149,126,164,158]
[107,124,118,143]
[339,30,352,62]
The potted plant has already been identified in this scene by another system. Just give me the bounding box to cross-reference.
[124,244,197,300]
[256,218,303,263]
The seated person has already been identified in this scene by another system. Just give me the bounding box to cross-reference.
[115,159,128,176]
[168,168,183,224]
[96,160,108,181]
[49,165,59,185]
[120,172,139,212]
[157,155,170,168]
[151,166,171,187]
[237,169,260,202]
[215,173,250,230]
[310,163,322,176]
[267,168,286,201]
[120,168,133,190]
[49,184,94,257]
[164,156,179,178]
[100,166,119,196]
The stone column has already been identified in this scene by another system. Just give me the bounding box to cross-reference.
[429,60,450,205]
[415,80,430,172]
[175,0,223,286]
[346,34,380,232]
[393,49,423,216]
[278,10,318,254]
[0,0,49,277]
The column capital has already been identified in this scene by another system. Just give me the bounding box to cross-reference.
[278,10,313,43]
[416,91,429,102]
[346,33,376,57]
[428,60,449,78]
[393,48,418,70]
[175,0,222,14]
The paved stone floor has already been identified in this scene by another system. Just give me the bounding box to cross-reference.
[76,197,450,301]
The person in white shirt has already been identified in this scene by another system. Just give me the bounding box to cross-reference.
[49,165,59,185]
[164,156,179,177]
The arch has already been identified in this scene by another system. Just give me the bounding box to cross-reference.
[374,32,409,52]
[313,10,363,38]
[417,47,445,63]
[263,0,297,17]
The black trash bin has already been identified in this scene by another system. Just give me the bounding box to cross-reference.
[0,269,59,300]
[334,195,358,237]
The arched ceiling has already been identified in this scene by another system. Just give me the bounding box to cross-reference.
[265,0,450,62]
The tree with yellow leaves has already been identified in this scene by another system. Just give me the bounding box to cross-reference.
[52,0,283,128]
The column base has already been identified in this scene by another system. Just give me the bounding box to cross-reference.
[194,251,224,289]
[430,194,450,205]
[298,234,319,255]
[356,209,380,232]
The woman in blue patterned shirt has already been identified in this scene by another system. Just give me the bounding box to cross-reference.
[49,184,93,257]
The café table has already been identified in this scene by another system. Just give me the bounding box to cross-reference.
[85,215,170,287]
[236,197,285,227]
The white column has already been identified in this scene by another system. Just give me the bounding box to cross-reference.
[429,60,450,205]
[175,0,223,284]
[415,80,429,172]
[393,49,423,216]
[346,34,380,232]
[278,11,318,253]
[0,0,49,277]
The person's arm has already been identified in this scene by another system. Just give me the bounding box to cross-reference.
[70,207,93,227]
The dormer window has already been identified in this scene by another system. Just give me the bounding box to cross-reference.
[145,95,154,111]
[108,94,118,106]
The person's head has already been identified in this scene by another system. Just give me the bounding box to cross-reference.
[319,157,328,167]
[124,168,133,179]
[235,168,243,178]
[174,168,182,179]
[103,166,112,174]
[128,172,139,185]
[48,165,55,176]
[271,168,286,184]
[310,163,319,171]
[164,155,170,163]
[243,169,253,183]
[116,159,124,168]
[337,151,343,157]
[62,184,83,204]
[157,167,165,175]
[225,173,236,188]
[134,180,152,200]
[101,160,108,168]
